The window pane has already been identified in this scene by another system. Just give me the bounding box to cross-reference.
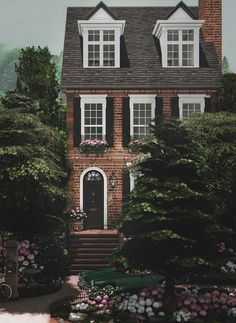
[182,30,194,41]
[182,44,194,66]
[88,44,100,66]
[84,103,103,138]
[167,30,179,41]
[88,30,100,42]
[132,103,152,139]
[182,102,202,117]
[103,44,115,66]
[167,44,179,66]
[103,30,115,41]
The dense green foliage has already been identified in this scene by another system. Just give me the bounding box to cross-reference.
[15,46,59,127]
[114,119,232,284]
[0,93,68,238]
[184,113,236,208]
[222,73,236,113]
[184,113,236,245]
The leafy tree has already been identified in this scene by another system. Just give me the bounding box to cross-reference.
[0,93,68,239]
[222,73,236,113]
[184,112,236,239]
[15,46,59,127]
[114,119,232,308]
[222,56,230,74]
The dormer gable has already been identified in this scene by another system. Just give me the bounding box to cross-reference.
[86,1,118,21]
[153,1,204,68]
[78,2,125,68]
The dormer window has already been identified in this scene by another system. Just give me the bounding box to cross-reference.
[152,2,204,68]
[77,2,125,68]
[167,29,194,67]
[87,29,116,67]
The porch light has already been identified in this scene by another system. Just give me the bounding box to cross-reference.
[110,172,116,189]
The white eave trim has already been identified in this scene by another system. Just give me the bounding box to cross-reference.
[78,20,126,35]
[152,20,205,38]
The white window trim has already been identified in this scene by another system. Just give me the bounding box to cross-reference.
[178,94,210,119]
[153,20,204,68]
[80,94,107,140]
[78,21,125,68]
[80,167,108,229]
[129,95,156,139]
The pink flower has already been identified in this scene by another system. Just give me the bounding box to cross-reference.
[103,295,109,300]
[27,254,34,260]
[191,303,197,310]
[200,309,207,316]
[184,299,191,306]
[101,300,107,305]
[95,296,102,302]
[18,255,24,262]
[20,248,26,254]
[98,303,104,308]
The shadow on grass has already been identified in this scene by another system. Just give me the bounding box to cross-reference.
[0,276,79,315]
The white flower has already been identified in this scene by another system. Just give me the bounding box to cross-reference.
[158,312,165,316]
[145,298,152,306]
[146,306,152,313]
[153,301,161,308]
[131,294,138,300]
[137,306,145,314]
[139,299,146,306]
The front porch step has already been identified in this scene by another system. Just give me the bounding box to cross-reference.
[67,231,120,273]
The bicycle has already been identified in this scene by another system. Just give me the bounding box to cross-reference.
[0,250,12,302]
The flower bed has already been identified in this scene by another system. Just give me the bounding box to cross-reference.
[52,283,236,323]
[79,139,108,154]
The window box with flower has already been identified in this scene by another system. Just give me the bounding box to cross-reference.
[69,207,87,232]
[79,139,108,154]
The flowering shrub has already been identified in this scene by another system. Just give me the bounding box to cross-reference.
[18,240,44,273]
[68,207,87,221]
[79,139,108,154]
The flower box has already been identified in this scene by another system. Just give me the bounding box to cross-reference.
[79,139,108,154]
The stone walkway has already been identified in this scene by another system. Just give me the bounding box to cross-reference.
[0,276,79,323]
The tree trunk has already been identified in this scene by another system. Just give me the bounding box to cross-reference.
[163,273,177,314]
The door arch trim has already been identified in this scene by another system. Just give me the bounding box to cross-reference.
[80,167,107,229]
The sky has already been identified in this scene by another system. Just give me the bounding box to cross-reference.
[0,0,235,71]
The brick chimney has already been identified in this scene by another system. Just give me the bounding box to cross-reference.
[198,0,222,64]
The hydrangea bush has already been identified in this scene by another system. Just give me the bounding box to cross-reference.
[69,284,236,322]
[18,240,44,273]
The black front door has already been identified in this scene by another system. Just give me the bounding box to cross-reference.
[83,170,104,229]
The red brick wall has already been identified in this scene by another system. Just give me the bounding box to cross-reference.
[66,89,218,226]
[198,0,222,64]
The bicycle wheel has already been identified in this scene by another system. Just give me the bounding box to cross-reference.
[0,283,12,301]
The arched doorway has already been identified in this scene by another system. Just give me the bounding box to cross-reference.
[82,169,106,229]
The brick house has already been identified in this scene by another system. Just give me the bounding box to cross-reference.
[61,0,222,272]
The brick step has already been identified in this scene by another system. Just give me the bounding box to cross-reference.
[70,247,115,255]
[69,233,119,239]
[68,242,118,249]
[71,258,109,264]
[68,238,119,244]
[70,253,111,258]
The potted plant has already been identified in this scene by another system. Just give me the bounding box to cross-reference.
[79,139,108,154]
[68,207,87,232]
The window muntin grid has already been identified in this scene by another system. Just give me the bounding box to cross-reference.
[182,103,201,117]
[167,29,194,67]
[84,103,103,139]
[87,29,116,67]
[132,103,152,139]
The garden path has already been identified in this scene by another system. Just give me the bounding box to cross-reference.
[0,276,79,323]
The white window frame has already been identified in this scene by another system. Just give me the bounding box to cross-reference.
[178,94,209,119]
[167,29,195,67]
[78,21,125,68]
[129,95,156,140]
[153,20,204,68]
[80,94,107,140]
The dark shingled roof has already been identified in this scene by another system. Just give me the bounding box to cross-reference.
[61,5,222,90]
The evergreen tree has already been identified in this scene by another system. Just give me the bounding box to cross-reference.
[15,46,59,126]
[115,119,232,305]
[0,93,67,239]
[222,56,230,74]
[222,73,236,113]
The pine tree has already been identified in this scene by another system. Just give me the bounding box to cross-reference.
[115,119,232,305]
